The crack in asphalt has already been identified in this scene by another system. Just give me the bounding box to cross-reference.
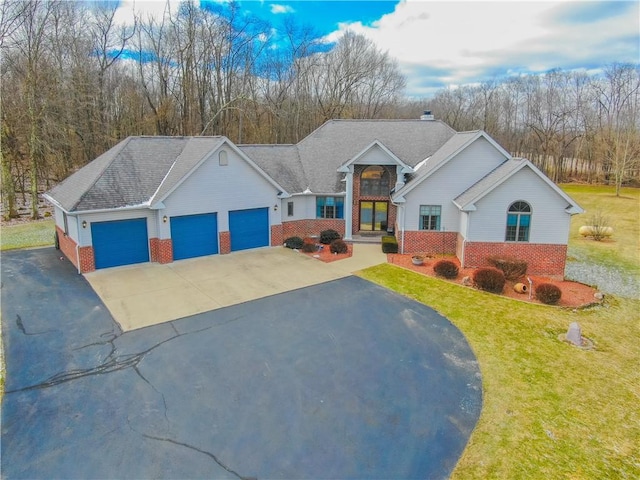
[5,325,213,394]
[15,314,57,336]
[139,432,256,480]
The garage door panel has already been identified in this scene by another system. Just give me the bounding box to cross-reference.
[171,213,218,260]
[229,207,269,252]
[92,218,149,269]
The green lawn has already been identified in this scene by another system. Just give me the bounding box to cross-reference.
[358,185,639,479]
[1,219,55,251]
[562,184,640,277]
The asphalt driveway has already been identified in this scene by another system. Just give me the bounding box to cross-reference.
[2,248,482,479]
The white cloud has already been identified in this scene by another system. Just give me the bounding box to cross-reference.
[113,0,194,26]
[270,4,295,15]
[326,0,639,96]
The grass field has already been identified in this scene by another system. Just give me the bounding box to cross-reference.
[562,184,640,278]
[1,219,55,251]
[359,184,639,479]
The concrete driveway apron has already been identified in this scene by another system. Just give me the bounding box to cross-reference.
[85,244,387,331]
[2,247,482,479]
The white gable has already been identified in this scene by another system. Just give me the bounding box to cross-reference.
[400,136,510,231]
[467,167,574,244]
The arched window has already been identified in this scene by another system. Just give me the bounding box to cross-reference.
[360,166,390,196]
[505,201,531,242]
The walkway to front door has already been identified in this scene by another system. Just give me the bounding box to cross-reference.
[359,200,388,231]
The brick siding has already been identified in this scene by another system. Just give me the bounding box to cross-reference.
[271,224,283,246]
[219,231,231,254]
[150,238,173,263]
[282,219,345,239]
[462,241,568,278]
[78,246,95,273]
[401,230,458,256]
[56,226,79,271]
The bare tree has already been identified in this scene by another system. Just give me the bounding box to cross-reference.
[592,64,640,195]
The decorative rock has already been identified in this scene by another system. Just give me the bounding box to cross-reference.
[566,322,582,346]
[462,276,472,286]
[594,292,605,301]
[513,282,528,294]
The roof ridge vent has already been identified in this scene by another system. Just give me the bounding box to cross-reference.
[420,110,434,121]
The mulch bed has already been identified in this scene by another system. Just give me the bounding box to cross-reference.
[387,254,601,308]
[300,243,353,263]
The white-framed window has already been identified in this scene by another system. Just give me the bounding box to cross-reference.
[316,196,344,219]
[505,201,531,242]
[287,201,294,217]
[419,205,441,230]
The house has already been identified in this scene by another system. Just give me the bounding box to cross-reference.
[44,117,583,278]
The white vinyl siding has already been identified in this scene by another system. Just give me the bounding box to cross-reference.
[281,195,315,221]
[353,144,400,165]
[467,168,572,244]
[402,137,508,232]
[162,147,279,235]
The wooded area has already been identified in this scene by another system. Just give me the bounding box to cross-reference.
[1,0,638,219]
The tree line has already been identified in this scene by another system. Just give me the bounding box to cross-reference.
[1,0,638,220]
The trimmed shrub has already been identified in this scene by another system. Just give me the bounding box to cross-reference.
[330,239,348,254]
[381,235,398,253]
[319,229,341,244]
[473,267,506,294]
[283,236,303,249]
[487,256,528,280]
[535,283,562,305]
[301,237,317,253]
[433,259,459,279]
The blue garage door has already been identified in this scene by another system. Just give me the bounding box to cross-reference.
[229,207,269,252]
[92,218,149,269]
[170,213,218,260]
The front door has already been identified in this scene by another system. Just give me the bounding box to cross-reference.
[359,201,388,231]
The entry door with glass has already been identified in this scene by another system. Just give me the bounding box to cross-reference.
[359,201,388,231]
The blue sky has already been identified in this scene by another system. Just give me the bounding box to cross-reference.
[115,0,639,97]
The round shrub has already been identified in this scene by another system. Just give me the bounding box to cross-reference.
[473,267,506,294]
[433,259,459,279]
[535,283,562,305]
[301,242,317,253]
[487,256,528,281]
[330,239,348,254]
[319,229,341,244]
[283,236,303,249]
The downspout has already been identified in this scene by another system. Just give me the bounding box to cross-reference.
[391,200,405,254]
[75,216,82,274]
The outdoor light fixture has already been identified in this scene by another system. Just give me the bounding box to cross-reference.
[163,215,168,223]
[274,204,278,211]
[82,220,87,228]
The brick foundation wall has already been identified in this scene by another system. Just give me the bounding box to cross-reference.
[78,246,95,273]
[401,230,458,256]
[150,238,173,264]
[219,231,231,254]
[282,219,345,239]
[56,226,80,271]
[271,224,283,246]
[462,242,568,278]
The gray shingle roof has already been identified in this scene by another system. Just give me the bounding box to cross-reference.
[46,120,457,212]
[238,144,307,194]
[453,158,526,209]
[295,120,455,193]
[47,137,223,212]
